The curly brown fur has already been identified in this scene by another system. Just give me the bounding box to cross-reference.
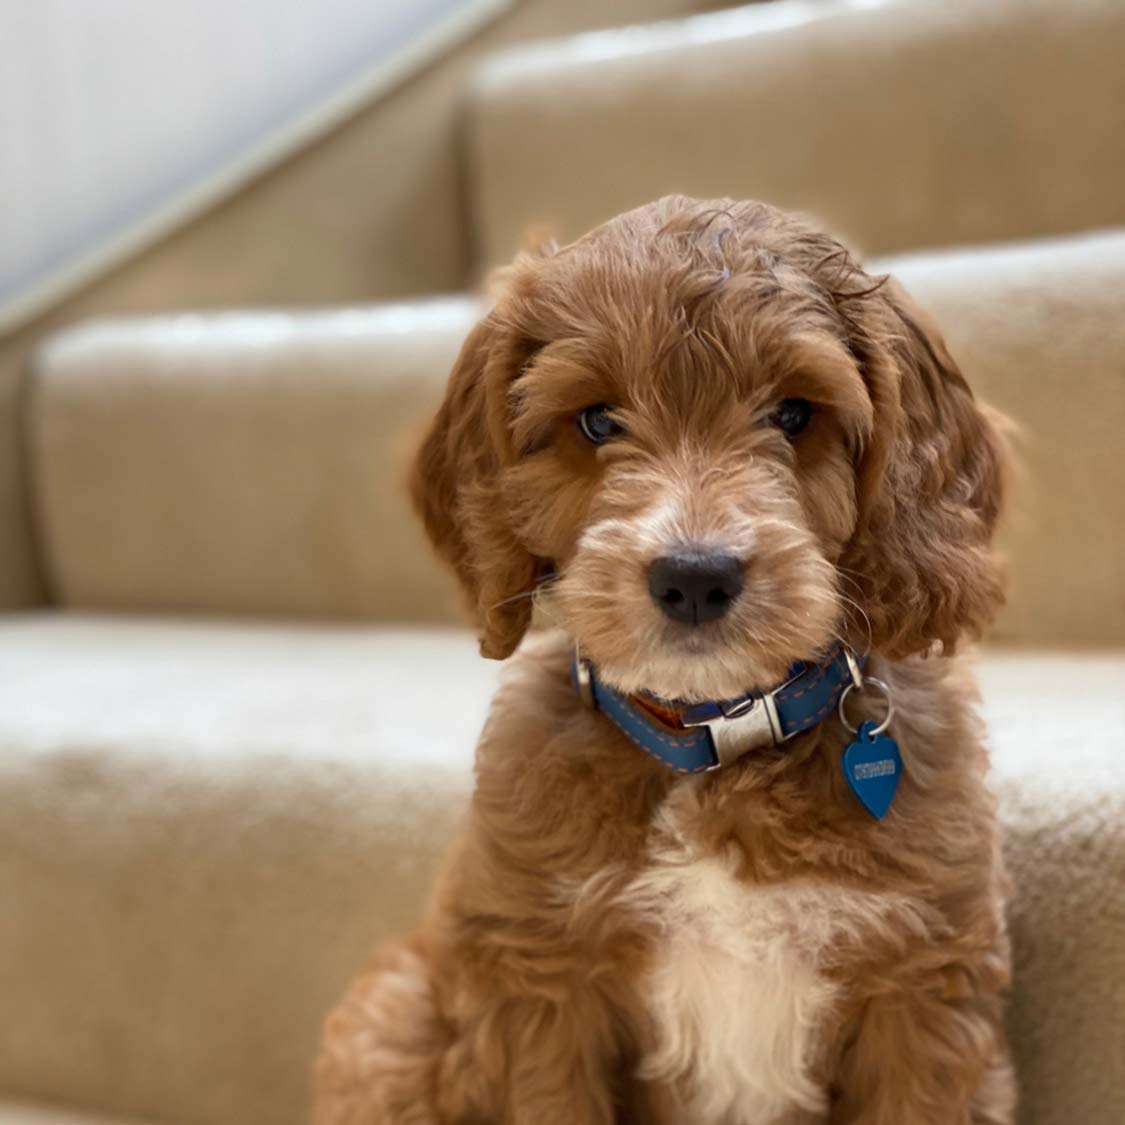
[316,197,1015,1124]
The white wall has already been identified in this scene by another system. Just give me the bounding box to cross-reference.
[0,0,503,326]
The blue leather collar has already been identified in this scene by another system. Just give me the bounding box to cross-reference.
[574,644,863,774]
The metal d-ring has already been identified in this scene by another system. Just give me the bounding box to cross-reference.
[838,676,894,736]
[843,647,865,690]
[574,654,596,710]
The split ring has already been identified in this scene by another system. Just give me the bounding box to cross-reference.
[838,676,895,736]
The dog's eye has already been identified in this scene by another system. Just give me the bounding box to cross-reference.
[577,404,624,445]
[771,398,812,439]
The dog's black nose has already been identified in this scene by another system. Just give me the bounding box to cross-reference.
[647,551,744,626]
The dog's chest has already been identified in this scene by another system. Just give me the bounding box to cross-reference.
[627,850,852,1125]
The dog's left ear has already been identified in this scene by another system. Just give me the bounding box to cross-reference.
[842,280,1010,658]
[410,308,541,660]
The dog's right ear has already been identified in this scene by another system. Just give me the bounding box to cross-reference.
[410,310,541,660]
[839,279,1010,659]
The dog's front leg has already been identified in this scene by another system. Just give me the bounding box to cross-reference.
[434,983,622,1125]
[316,938,622,1125]
[829,978,1016,1125]
[502,995,622,1125]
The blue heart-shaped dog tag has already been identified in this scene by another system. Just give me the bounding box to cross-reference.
[842,720,902,819]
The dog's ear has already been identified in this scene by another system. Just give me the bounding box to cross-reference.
[411,310,541,660]
[841,280,1009,658]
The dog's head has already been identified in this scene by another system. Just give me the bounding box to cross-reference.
[412,197,1007,701]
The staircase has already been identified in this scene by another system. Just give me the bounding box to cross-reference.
[2,2,1124,1124]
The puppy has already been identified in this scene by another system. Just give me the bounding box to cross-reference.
[316,196,1015,1124]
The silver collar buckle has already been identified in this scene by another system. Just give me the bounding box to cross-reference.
[683,688,790,769]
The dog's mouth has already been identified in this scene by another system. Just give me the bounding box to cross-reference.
[664,622,733,650]
[583,634,804,706]
[549,508,842,701]
[570,589,839,702]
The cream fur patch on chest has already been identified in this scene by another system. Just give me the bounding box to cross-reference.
[628,854,861,1125]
